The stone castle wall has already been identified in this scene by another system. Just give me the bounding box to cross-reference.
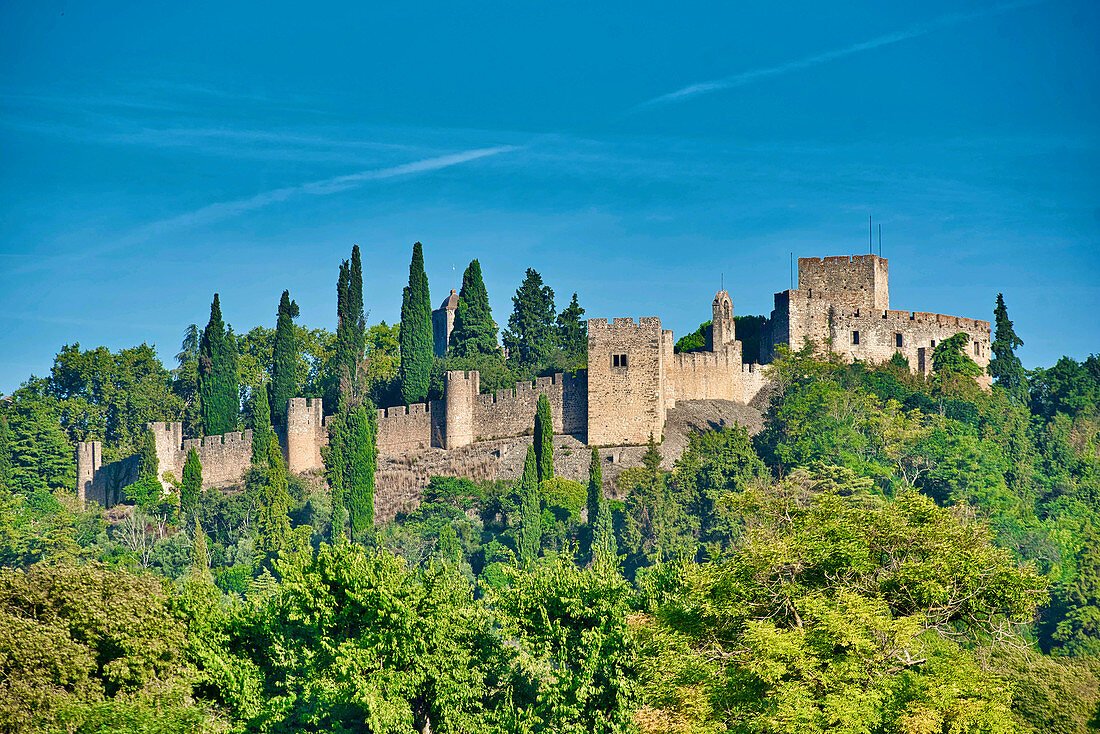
[587,317,666,446]
[374,371,588,454]
[78,398,327,507]
[761,255,992,388]
[77,252,992,514]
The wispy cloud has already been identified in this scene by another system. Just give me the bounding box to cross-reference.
[125,146,519,237]
[631,0,1043,112]
[7,146,519,275]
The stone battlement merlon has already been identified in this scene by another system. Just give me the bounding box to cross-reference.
[589,317,662,331]
[837,307,991,333]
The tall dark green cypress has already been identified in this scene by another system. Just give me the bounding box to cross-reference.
[323,399,377,542]
[399,242,433,404]
[349,245,366,370]
[518,445,541,567]
[990,293,1027,403]
[449,259,498,357]
[588,447,616,566]
[137,426,158,482]
[180,448,202,515]
[191,517,212,582]
[253,437,291,574]
[270,290,300,424]
[250,383,276,465]
[199,294,239,435]
[344,403,377,537]
[324,261,351,411]
[324,412,349,544]
[534,394,553,483]
[0,417,10,492]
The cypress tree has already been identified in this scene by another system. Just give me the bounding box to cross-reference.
[270,290,300,424]
[399,242,433,404]
[250,383,276,465]
[534,394,554,483]
[518,445,541,567]
[324,412,349,544]
[253,436,291,574]
[191,517,211,581]
[137,426,159,482]
[449,259,499,356]
[199,294,239,435]
[325,260,352,410]
[325,247,367,410]
[349,245,366,370]
[503,268,556,365]
[0,416,10,491]
[990,293,1027,403]
[180,448,202,515]
[588,447,616,566]
[344,403,377,537]
[556,292,587,360]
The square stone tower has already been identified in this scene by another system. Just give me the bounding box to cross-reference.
[798,254,889,309]
[587,317,665,446]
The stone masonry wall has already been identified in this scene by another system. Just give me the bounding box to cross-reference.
[472,371,587,442]
[588,317,665,446]
[827,307,992,388]
[761,262,992,389]
[798,254,889,309]
[375,401,443,453]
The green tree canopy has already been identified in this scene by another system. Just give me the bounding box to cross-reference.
[503,268,556,365]
[269,289,300,424]
[198,294,239,436]
[555,292,587,362]
[449,259,499,357]
[534,393,554,483]
[634,467,1046,734]
[990,293,1027,403]
[932,332,982,385]
[518,445,541,567]
[180,447,201,516]
[399,242,433,404]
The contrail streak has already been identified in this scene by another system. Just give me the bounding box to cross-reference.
[8,146,519,275]
[631,0,1042,112]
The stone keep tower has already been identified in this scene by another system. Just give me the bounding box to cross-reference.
[286,398,325,474]
[587,317,665,446]
[710,290,735,349]
[797,254,889,309]
[432,289,459,357]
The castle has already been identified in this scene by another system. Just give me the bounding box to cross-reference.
[76,254,991,509]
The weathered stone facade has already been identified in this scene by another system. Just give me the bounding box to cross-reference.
[587,291,769,446]
[432,289,458,357]
[760,255,991,387]
[77,253,991,514]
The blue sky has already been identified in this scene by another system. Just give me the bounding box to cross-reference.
[1,0,1097,393]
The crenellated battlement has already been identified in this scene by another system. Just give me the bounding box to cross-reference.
[77,251,992,519]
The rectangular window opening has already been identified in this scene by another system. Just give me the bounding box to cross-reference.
[612,353,628,369]
[851,330,860,345]
[895,333,903,348]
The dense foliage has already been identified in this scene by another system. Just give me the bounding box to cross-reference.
[4,267,1100,732]
[449,259,499,358]
[199,294,240,436]
[269,290,300,425]
[399,242,433,405]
